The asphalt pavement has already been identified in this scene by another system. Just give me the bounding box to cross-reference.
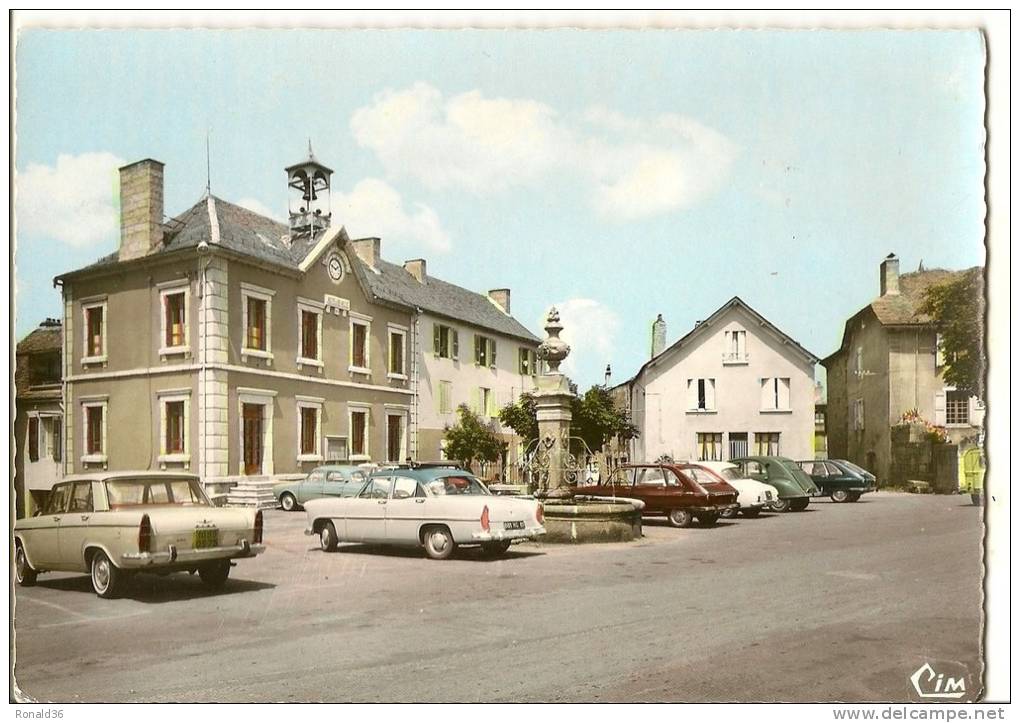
[11,491,984,703]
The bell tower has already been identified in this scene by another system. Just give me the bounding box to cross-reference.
[286,140,333,235]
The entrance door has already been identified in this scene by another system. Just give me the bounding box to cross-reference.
[386,414,404,463]
[243,403,263,475]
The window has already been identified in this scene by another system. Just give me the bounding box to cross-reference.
[946,390,970,425]
[165,401,185,454]
[754,432,780,456]
[438,380,453,414]
[27,417,39,462]
[350,408,369,459]
[45,484,72,515]
[69,481,93,513]
[392,476,421,500]
[349,314,371,373]
[82,301,107,361]
[696,432,723,461]
[854,346,863,374]
[687,378,716,411]
[728,432,748,459]
[723,329,747,363]
[852,399,865,430]
[760,377,791,411]
[241,283,274,358]
[49,416,62,463]
[433,323,459,360]
[29,352,61,386]
[297,398,323,461]
[518,347,537,375]
[158,392,190,464]
[388,326,407,378]
[474,387,496,418]
[297,300,323,366]
[161,288,187,351]
[325,436,348,462]
[83,401,107,461]
[300,407,317,455]
[474,335,496,367]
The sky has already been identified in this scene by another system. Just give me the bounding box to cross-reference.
[13,28,987,389]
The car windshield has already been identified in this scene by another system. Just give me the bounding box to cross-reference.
[714,466,742,481]
[106,478,210,508]
[424,475,489,496]
[838,460,872,477]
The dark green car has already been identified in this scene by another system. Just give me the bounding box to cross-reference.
[730,456,819,512]
[797,459,876,503]
[273,465,368,511]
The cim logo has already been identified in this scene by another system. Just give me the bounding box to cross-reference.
[910,663,966,699]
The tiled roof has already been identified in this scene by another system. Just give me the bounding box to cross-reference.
[869,268,977,326]
[17,324,62,355]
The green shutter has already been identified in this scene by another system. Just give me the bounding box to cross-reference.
[452,330,459,360]
[433,324,441,356]
[486,389,498,418]
[471,387,481,415]
[489,339,496,368]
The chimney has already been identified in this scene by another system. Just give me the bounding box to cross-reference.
[880,253,900,296]
[404,258,427,283]
[488,288,510,314]
[350,237,380,269]
[651,314,667,358]
[118,159,164,262]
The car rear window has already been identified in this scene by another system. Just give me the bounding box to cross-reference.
[426,475,488,496]
[106,478,209,508]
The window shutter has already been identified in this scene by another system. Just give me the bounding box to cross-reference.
[738,331,746,357]
[724,331,731,356]
[760,378,771,410]
[433,324,441,356]
[686,379,696,410]
[934,389,947,426]
[706,379,716,410]
[471,387,481,415]
[487,390,498,418]
[490,339,497,368]
[779,378,790,410]
[935,333,945,369]
[452,330,459,360]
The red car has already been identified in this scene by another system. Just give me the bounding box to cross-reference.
[574,463,739,528]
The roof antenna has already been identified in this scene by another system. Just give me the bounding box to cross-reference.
[205,128,212,197]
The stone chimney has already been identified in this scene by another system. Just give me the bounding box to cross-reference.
[880,253,900,296]
[404,258,427,283]
[118,159,164,262]
[651,314,667,358]
[350,237,380,269]
[488,289,510,314]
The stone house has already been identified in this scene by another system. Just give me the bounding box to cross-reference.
[821,254,985,484]
[14,319,64,517]
[615,297,818,464]
[53,153,538,494]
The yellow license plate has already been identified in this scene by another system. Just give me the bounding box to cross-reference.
[192,528,219,549]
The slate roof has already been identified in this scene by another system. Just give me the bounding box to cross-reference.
[17,323,62,355]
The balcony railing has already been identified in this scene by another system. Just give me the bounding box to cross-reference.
[722,352,749,364]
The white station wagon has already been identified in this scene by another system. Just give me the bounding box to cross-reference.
[14,472,265,598]
[305,468,546,559]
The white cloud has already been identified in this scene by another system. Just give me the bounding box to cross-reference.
[350,84,738,219]
[16,152,125,247]
[334,178,451,253]
[543,299,620,379]
[236,197,284,222]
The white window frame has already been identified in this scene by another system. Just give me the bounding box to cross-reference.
[384,406,409,463]
[387,323,408,380]
[687,378,717,413]
[349,312,372,376]
[240,282,275,362]
[157,389,191,467]
[237,387,277,476]
[723,329,748,364]
[296,297,325,369]
[760,377,792,413]
[296,396,324,462]
[944,387,971,427]
[158,280,190,357]
[81,298,108,365]
[324,435,349,463]
[81,397,108,465]
[348,402,371,461]
[475,334,497,368]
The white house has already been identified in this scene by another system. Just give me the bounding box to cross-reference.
[617,297,819,463]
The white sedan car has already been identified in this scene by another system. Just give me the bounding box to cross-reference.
[685,461,780,518]
[304,469,546,559]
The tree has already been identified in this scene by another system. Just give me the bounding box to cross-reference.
[919,268,984,398]
[497,393,539,446]
[443,404,505,470]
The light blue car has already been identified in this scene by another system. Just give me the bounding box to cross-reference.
[274,465,368,512]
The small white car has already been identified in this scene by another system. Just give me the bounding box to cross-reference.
[685,461,779,518]
[305,468,546,559]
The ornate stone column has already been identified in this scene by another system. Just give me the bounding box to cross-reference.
[533,308,575,500]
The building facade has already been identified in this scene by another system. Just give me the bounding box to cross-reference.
[822,255,985,484]
[616,297,818,464]
[14,319,65,517]
[54,153,538,492]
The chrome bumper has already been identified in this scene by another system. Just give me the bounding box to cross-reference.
[121,540,265,567]
[471,525,546,542]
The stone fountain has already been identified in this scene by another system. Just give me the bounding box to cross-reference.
[529,308,641,543]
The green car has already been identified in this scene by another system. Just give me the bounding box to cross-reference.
[730,456,819,512]
[274,465,368,512]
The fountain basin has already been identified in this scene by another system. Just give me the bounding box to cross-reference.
[539,499,642,543]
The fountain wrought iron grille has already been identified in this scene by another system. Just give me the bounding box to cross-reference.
[523,431,596,490]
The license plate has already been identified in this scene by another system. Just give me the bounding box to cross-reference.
[503,521,525,530]
[193,528,218,549]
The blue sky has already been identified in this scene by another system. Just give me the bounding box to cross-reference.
[14,29,986,388]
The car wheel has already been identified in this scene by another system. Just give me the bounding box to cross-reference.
[482,540,513,556]
[198,560,231,588]
[770,498,792,513]
[719,507,737,519]
[790,498,810,512]
[91,551,129,599]
[831,489,850,503]
[697,512,719,527]
[280,493,297,512]
[970,493,982,506]
[848,492,862,502]
[15,545,37,587]
[423,526,456,560]
[320,521,339,552]
[666,509,694,528]
[741,507,761,518]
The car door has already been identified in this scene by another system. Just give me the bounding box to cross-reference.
[633,466,674,514]
[298,471,325,504]
[33,482,72,568]
[58,481,94,572]
[385,476,426,543]
[322,471,347,498]
[346,477,392,543]
[825,461,855,491]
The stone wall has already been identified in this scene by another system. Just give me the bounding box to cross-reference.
[889,423,958,493]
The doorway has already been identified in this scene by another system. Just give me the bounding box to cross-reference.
[243,403,263,475]
[386,414,405,463]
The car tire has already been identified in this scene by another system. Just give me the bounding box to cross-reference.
[790,498,810,512]
[280,493,298,512]
[482,540,513,556]
[741,507,762,518]
[831,489,850,503]
[198,560,231,588]
[770,498,792,513]
[719,507,738,519]
[91,550,129,599]
[423,526,456,560]
[666,509,694,528]
[320,521,339,552]
[697,512,719,527]
[970,493,982,506]
[15,544,37,587]
[848,492,862,502]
